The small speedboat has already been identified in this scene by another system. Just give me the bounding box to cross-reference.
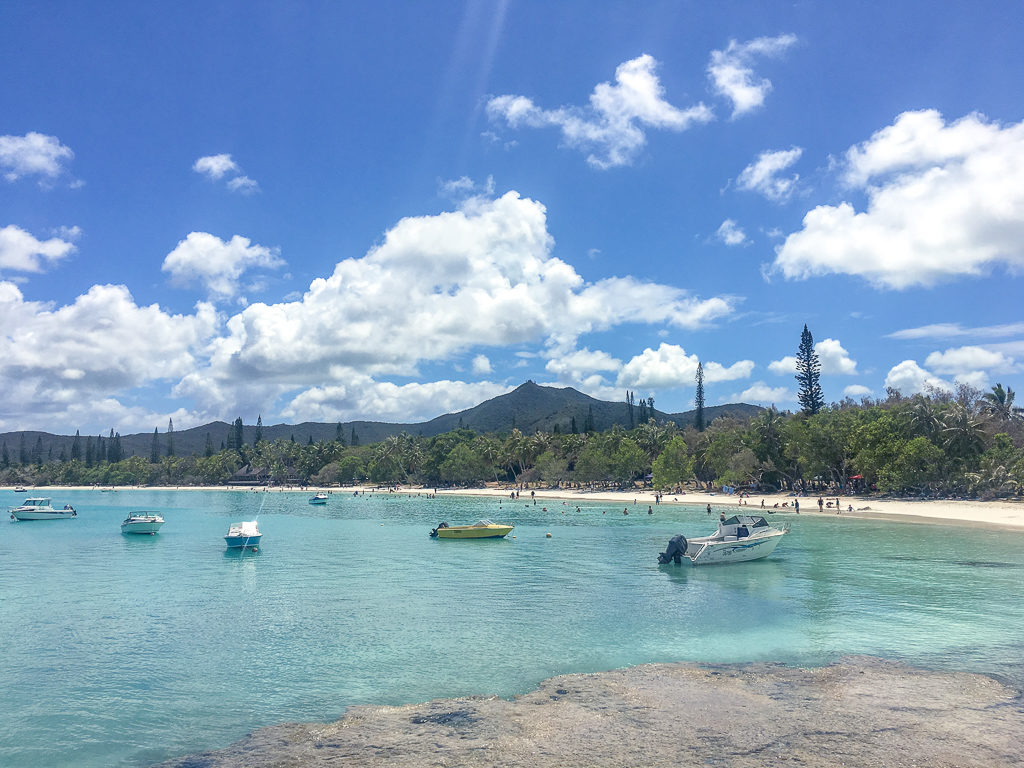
[10,498,76,521]
[121,511,165,534]
[308,492,328,504]
[430,519,513,539]
[225,520,261,550]
[658,515,788,565]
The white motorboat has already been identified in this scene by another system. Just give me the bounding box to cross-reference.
[10,498,77,521]
[225,520,261,550]
[658,515,788,565]
[121,511,165,534]
[308,492,328,504]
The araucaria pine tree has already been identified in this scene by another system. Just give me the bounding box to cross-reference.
[694,362,706,432]
[796,324,825,415]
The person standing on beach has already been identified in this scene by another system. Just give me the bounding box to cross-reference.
[818,496,824,512]
[794,499,800,514]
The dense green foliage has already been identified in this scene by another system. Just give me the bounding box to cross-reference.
[2,384,1023,499]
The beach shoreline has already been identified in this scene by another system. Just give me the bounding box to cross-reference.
[7,483,1024,531]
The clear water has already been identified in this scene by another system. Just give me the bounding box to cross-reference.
[2,489,1023,767]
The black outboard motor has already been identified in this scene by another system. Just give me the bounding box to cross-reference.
[658,534,688,564]
[429,522,449,537]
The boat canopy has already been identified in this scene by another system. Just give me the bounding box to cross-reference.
[722,515,769,528]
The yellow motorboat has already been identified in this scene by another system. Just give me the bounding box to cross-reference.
[430,519,513,539]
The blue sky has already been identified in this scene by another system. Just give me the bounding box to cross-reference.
[2,1,1023,434]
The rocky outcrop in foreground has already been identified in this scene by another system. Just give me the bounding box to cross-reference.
[158,657,1023,767]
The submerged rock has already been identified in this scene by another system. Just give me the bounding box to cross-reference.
[156,657,1023,767]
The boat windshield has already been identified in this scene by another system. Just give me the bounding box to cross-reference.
[471,519,496,527]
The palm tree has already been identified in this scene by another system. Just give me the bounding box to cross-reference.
[981,383,1023,423]
[941,403,987,462]
[909,395,943,440]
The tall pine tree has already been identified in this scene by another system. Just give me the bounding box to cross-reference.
[254,415,263,445]
[151,428,160,463]
[233,417,244,454]
[694,361,706,432]
[796,324,825,415]
[166,418,175,457]
[71,429,82,461]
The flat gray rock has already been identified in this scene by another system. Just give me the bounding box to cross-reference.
[157,657,1023,767]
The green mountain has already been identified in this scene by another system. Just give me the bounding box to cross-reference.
[0,382,762,459]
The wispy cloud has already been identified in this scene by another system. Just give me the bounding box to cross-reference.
[487,54,713,169]
[716,219,747,245]
[707,34,797,118]
[887,321,1024,340]
[736,147,802,200]
[194,153,259,193]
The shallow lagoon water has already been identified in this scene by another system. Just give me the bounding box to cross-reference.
[2,489,1023,767]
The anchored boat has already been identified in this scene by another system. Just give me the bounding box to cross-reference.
[308,492,328,504]
[121,511,165,534]
[10,498,76,521]
[225,520,261,550]
[658,515,788,565]
[430,519,513,539]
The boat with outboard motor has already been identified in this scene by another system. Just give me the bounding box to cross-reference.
[308,492,328,504]
[10,498,76,521]
[658,514,788,565]
[121,511,165,534]
[430,519,514,539]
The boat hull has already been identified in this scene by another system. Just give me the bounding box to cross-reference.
[122,521,164,534]
[689,532,784,564]
[435,525,513,539]
[11,509,76,520]
[225,534,262,549]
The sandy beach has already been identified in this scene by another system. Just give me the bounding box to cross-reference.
[10,483,1023,530]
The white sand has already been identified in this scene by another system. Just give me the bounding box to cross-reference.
[7,483,1024,530]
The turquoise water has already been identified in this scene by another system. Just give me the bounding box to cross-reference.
[2,489,1023,767]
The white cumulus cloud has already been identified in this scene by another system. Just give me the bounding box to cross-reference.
[0,224,78,273]
[0,132,74,182]
[884,360,952,395]
[773,111,1024,289]
[0,281,218,432]
[734,381,792,404]
[923,345,1016,375]
[843,384,872,398]
[768,338,857,376]
[162,232,285,301]
[736,147,802,200]
[280,378,512,424]
[616,343,753,389]
[174,191,735,417]
[707,34,797,118]
[471,354,492,374]
[487,54,713,169]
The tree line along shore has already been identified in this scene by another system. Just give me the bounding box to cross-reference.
[2,382,1022,502]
